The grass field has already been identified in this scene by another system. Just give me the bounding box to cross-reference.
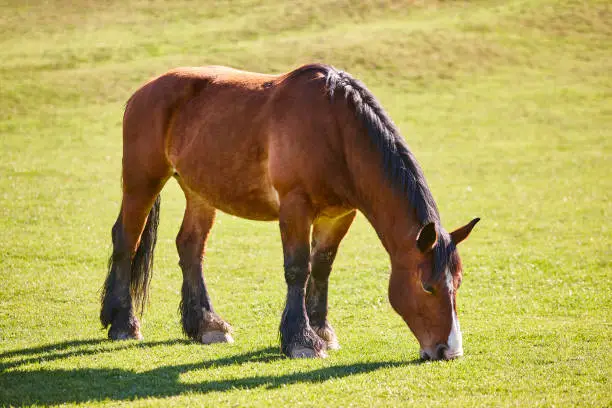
[1,0,611,406]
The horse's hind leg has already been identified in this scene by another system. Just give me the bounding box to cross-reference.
[307,210,356,350]
[101,180,166,340]
[177,196,233,344]
[278,191,326,358]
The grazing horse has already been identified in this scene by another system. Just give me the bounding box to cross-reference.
[100,63,479,360]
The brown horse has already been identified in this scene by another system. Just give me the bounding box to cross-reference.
[100,63,479,360]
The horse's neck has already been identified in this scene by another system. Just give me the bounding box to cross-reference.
[344,139,420,263]
[365,189,420,265]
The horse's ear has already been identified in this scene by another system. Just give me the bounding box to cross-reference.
[417,222,438,253]
[450,218,480,245]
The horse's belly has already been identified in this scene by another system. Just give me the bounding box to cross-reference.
[176,165,281,221]
[210,186,280,221]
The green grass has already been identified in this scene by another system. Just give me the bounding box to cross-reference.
[1,0,610,406]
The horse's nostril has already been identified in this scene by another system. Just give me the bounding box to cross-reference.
[436,344,448,360]
[419,349,431,361]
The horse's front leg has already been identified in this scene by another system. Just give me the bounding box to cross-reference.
[278,191,326,358]
[307,210,356,350]
[177,198,233,344]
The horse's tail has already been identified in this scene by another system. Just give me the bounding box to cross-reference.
[129,195,161,316]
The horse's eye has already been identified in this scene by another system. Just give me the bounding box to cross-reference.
[421,281,435,295]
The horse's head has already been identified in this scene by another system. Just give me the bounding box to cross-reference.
[388,218,479,361]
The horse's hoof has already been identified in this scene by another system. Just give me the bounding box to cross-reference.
[289,346,327,359]
[109,329,143,341]
[326,338,340,350]
[201,330,234,344]
[313,325,340,350]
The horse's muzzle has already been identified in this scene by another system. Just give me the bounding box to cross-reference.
[420,344,463,361]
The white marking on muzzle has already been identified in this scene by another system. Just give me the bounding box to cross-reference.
[444,267,463,359]
[445,307,463,359]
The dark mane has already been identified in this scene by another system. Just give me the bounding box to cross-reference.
[295,64,455,281]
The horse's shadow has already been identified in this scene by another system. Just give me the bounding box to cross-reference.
[0,339,418,405]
